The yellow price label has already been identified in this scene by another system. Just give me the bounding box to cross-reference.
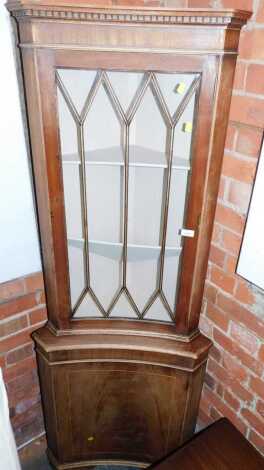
[175,82,186,94]
[183,122,193,133]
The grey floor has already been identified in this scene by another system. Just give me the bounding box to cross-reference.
[19,422,205,469]
[19,436,140,470]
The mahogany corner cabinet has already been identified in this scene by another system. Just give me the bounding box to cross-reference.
[7,2,250,469]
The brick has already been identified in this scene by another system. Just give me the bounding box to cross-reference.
[239,29,264,61]
[259,344,264,362]
[209,245,226,268]
[222,351,248,383]
[206,303,229,332]
[236,126,263,158]
[0,278,25,303]
[204,282,218,304]
[249,430,264,455]
[200,388,212,416]
[0,293,37,320]
[215,204,245,234]
[218,177,226,199]
[15,394,41,416]
[212,223,222,244]
[12,401,42,429]
[38,290,46,304]
[224,389,240,411]
[256,0,264,22]
[230,380,254,404]
[3,357,37,384]
[230,94,264,128]
[221,229,242,256]
[207,357,232,385]
[225,254,237,274]
[198,407,212,427]
[216,292,264,338]
[23,272,44,294]
[0,328,35,355]
[14,412,44,448]
[213,327,263,377]
[233,61,247,90]
[221,0,253,9]
[28,307,47,325]
[7,370,40,406]
[235,280,255,306]
[246,64,264,95]
[216,383,224,398]
[250,376,264,401]
[209,345,221,363]
[199,315,213,338]
[0,315,28,338]
[0,355,5,369]
[222,153,257,184]
[6,343,34,365]
[210,405,222,421]
[204,372,215,390]
[230,322,259,354]
[227,180,252,214]
[241,408,264,436]
[210,265,236,294]
[257,400,264,418]
[225,123,237,150]
[187,0,211,5]
[202,386,247,435]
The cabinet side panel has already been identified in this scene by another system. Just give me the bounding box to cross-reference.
[180,363,207,444]
[21,48,71,329]
[36,351,58,457]
[188,54,238,332]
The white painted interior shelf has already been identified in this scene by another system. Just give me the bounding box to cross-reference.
[62,145,190,170]
[68,238,182,261]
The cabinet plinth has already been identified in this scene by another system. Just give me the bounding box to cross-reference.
[7,2,250,468]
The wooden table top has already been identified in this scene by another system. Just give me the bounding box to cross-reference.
[150,418,264,470]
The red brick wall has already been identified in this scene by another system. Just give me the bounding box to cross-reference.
[188,0,264,457]
[0,273,47,447]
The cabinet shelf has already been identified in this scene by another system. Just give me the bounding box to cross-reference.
[68,237,182,261]
[62,145,190,171]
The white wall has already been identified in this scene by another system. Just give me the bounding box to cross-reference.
[0,0,41,283]
[237,138,264,290]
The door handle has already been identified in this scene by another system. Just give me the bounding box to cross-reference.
[179,228,195,238]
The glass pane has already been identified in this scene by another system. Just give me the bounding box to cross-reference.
[144,297,171,322]
[129,87,168,166]
[162,249,181,312]
[62,165,83,240]
[57,69,97,115]
[75,291,103,318]
[88,248,122,311]
[57,85,84,309]
[84,84,124,162]
[166,170,189,247]
[127,246,160,312]
[67,243,85,309]
[83,83,124,311]
[173,94,196,162]
[57,88,78,158]
[56,68,199,322]
[156,73,198,117]
[110,292,138,318]
[107,71,144,114]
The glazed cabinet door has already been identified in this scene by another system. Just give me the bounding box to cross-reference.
[23,50,218,333]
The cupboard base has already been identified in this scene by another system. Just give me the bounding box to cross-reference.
[33,324,211,469]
